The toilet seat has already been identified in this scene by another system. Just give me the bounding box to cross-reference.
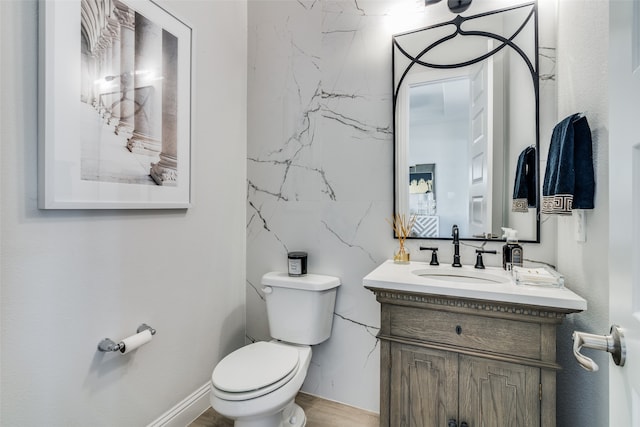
[211,341,300,401]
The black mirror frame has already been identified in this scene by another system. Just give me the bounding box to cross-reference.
[392,1,540,243]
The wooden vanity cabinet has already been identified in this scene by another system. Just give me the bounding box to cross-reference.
[368,288,581,427]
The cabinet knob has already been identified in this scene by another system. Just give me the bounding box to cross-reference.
[461,422,469,427]
[448,420,458,427]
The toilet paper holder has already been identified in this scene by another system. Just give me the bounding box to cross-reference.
[98,323,156,353]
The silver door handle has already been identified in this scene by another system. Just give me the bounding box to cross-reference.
[572,325,626,372]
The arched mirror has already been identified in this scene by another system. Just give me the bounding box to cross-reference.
[393,2,540,242]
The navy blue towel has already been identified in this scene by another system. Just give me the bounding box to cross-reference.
[512,146,536,212]
[542,113,595,214]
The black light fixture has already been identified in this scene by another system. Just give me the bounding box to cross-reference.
[447,0,472,13]
[425,0,472,14]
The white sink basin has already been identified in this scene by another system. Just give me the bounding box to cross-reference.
[412,268,511,284]
[363,260,587,311]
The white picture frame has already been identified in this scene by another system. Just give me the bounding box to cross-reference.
[38,0,192,209]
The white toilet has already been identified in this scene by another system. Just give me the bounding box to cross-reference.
[210,271,341,427]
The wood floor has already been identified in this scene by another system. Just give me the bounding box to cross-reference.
[188,392,379,427]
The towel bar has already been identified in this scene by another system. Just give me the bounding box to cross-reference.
[572,325,625,372]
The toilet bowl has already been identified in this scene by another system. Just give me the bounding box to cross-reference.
[210,341,312,427]
[209,272,340,427]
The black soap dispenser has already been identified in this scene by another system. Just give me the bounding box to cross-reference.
[501,228,523,270]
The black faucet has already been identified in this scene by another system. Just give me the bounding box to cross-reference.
[452,224,462,267]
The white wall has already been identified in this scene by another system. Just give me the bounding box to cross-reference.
[246,1,391,412]
[0,1,247,425]
[554,1,610,426]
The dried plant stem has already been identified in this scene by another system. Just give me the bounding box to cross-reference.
[386,213,416,250]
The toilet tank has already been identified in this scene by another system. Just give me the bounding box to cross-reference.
[261,272,341,345]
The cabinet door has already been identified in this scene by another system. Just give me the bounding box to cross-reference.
[390,343,458,427]
[458,355,540,427]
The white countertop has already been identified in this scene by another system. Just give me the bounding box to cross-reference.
[363,260,587,312]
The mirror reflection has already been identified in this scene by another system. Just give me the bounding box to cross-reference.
[393,2,540,242]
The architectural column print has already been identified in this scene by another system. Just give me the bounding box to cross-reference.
[80,35,92,104]
[95,38,106,114]
[150,30,179,186]
[127,12,163,156]
[93,48,106,109]
[114,0,135,137]
[90,55,99,107]
[107,17,121,127]
[101,35,113,121]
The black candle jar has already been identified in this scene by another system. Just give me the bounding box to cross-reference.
[287,252,308,276]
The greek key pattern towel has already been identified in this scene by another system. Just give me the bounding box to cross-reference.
[542,114,595,215]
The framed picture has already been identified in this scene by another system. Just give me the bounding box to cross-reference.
[409,163,435,197]
[38,0,192,209]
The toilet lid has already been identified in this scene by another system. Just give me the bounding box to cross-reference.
[212,341,299,394]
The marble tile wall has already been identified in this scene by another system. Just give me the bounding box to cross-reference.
[246,0,557,412]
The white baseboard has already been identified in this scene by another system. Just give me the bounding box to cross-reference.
[147,382,212,427]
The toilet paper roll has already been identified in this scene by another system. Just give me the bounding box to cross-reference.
[119,329,153,354]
